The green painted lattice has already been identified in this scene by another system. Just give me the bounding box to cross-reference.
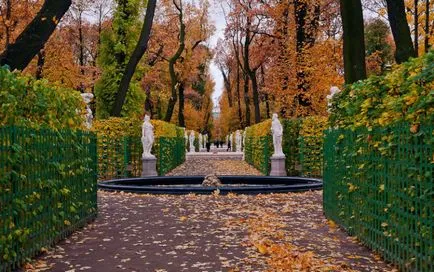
[323,122,434,271]
[244,135,271,175]
[0,126,98,272]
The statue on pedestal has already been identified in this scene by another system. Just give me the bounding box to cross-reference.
[271,113,284,157]
[189,131,195,153]
[235,130,242,152]
[141,114,155,159]
[327,86,341,113]
[80,93,94,129]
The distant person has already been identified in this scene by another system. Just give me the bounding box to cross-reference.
[216,141,220,148]
[227,140,231,152]
[206,141,211,152]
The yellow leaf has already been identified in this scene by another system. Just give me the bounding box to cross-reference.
[255,243,268,255]
[179,216,187,222]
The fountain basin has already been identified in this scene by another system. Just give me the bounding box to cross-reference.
[98,176,322,195]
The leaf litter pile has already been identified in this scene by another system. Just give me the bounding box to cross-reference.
[24,159,396,271]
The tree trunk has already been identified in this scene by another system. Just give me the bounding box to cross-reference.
[36,49,45,80]
[144,85,153,117]
[111,0,157,117]
[236,64,243,128]
[249,69,261,123]
[178,82,185,127]
[243,73,251,127]
[425,0,431,52]
[0,0,72,71]
[385,0,416,63]
[164,0,185,122]
[260,65,270,119]
[415,0,419,56]
[221,67,233,107]
[340,0,367,84]
[243,17,261,124]
[5,0,11,48]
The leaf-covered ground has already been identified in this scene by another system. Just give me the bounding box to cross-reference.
[24,159,396,271]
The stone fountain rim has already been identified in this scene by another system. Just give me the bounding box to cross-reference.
[98,176,323,195]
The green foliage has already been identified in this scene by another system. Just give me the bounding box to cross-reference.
[281,119,301,176]
[93,117,186,179]
[323,121,434,271]
[0,126,97,270]
[365,18,393,65]
[330,50,434,129]
[244,121,272,175]
[94,0,146,119]
[0,67,84,130]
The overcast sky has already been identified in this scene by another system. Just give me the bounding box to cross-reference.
[208,2,227,110]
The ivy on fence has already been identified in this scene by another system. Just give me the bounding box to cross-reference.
[323,121,434,272]
[0,126,97,271]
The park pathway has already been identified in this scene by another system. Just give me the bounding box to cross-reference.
[24,158,396,272]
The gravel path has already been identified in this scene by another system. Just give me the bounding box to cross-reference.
[24,159,396,272]
[166,158,263,176]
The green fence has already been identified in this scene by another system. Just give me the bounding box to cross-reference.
[244,134,323,177]
[323,122,434,271]
[299,136,323,178]
[244,135,271,175]
[97,136,185,180]
[157,137,186,176]
[0,126,98,271]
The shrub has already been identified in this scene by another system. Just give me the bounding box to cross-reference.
[329,50,434,129]
[93,117,185,178]
[0,67,85,130]
[245,120,272,174]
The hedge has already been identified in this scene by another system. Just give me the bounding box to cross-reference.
[93,118,186,179]
[244,117,327,176]
[324,51,434,271]
[0,126,97,271]
[323,120,433,271]
[329,50,434,130]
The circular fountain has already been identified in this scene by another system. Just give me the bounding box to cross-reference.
[98,176,323,195]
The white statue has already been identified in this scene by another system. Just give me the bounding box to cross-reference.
[141,114,155,159]
[327,86,341,112]
[189,131,195,153]
[203,134,207,148]
[80,93,94,129]
[235,130,242,152]
[271,113,284,157]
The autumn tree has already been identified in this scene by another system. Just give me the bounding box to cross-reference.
[0,0,72,71]
[384,0,416,63]
[112,0,157,117]
[340,0,367,84]
[94,0,146,119]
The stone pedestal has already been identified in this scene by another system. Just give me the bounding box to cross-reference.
[270,155,287,176]
[141,156,158,177]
